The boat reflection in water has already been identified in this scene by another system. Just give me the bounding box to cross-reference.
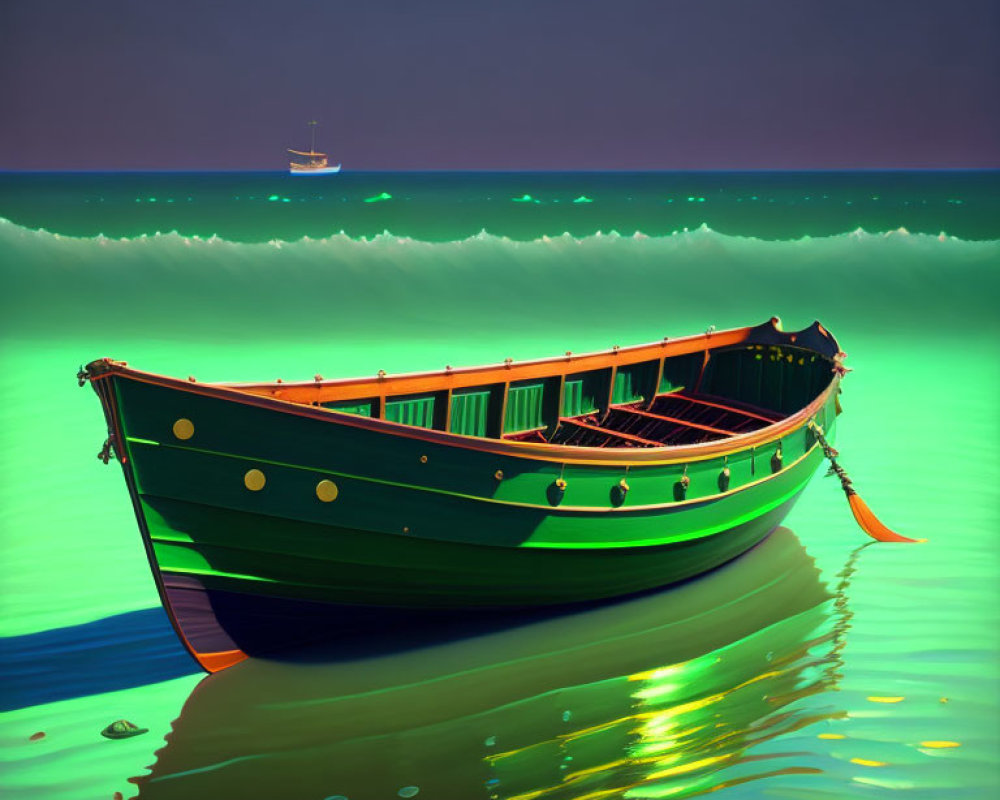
[133,528,843,799]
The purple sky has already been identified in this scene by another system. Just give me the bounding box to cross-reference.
[1,0,997,170]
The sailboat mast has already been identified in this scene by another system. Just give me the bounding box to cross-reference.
[288,120,339,173]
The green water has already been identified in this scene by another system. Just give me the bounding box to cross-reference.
[0,172,997,797]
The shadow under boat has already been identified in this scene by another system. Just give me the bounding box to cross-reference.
[133,527,843,800]
[0,607,197,711]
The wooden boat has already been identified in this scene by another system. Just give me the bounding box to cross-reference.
[83,317,847,673]
[287,120,341,175]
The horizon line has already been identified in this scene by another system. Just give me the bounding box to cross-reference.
[2,167,999,175]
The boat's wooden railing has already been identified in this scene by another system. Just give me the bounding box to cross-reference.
[222,319,838,455]
[233,326,755,407]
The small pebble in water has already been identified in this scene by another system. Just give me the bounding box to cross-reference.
[484,735,496,746]
[29,731,45,741]
[398,787,419,798]
[113,793,123,800]
[101,719,148,739]
[561,710,572,722]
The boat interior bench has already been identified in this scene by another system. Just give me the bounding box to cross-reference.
[543,391,784,448]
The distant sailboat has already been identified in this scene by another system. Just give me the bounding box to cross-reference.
[288,121,341,175]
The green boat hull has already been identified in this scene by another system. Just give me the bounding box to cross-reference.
[86,320,842,670]
[133,528,835,800]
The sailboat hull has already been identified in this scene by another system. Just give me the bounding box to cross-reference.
[289,164,341,175]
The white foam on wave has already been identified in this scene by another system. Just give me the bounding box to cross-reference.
[0,215,995,249]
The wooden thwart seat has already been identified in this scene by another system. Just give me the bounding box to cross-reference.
[500,388,789,449]
[562,391,787,448]
[549,417,660,448]
[616,405,738,437]
[665,391,783,423]
[598,405,723,446]
[641,393,781,441]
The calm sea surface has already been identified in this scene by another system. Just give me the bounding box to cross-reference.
[1,171,998,798]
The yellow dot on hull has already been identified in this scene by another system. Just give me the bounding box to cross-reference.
[244,469,266,491]
[920,741,960,749]
[316,479,339,502]
[867,696,905,703]
[819,733,846,740]
[172,418,194,440]
[850,758,887,767]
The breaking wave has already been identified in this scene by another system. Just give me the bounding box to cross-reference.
[3,217,997,348]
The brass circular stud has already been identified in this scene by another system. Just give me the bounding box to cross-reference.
[316,479,339,503]
[555,478,567,490]
[494,469,504,481]
[172,418,194,440]
[402,526,410,534]
[618,478,630,491]
[244,469,266,491]
[419,455,428,464]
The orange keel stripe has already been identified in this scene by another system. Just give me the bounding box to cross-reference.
[195,648,248,673]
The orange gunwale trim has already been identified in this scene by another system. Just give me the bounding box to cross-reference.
[232,326,752,402]
[87,319,841,467]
